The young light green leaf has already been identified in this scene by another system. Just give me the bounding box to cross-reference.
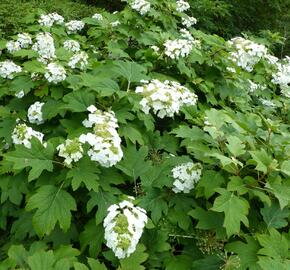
[118,244,148,270]
[27,250,55,270]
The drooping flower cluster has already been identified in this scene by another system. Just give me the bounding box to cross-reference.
[44,63,66,83]
[135,79,198,118]
[104,199,148,259]
[65,20,85,34]
[92,13,103,21]
[27,102,44,125]
[79,105,123,167]
[228,37,268,72]
[172,162,202,193]
[130,0,151,15]
[63,40,80,53]
[68,51,88,70]
[182,16,197,28]
[57,138,84,166]
[176,0,190,12]
[32,32,56,63]
[12,123,45,149]
[38,13,64,27]
[0,60,22,79]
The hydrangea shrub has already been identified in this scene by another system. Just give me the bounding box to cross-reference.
[0,0,289,269]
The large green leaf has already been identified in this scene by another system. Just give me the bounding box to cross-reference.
[67,157,100,191]
[211,189,249,237]
[4,139,55,182]
[261,202,290,228]
[118,244,148,270]
[26,185,76,236]
[62,90,95,112]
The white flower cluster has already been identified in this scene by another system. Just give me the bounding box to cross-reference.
[176,0,190,12]
[0,60,22,79]
[32,32,56,63]
[44,63,66,83]
[130,0,151,15]
[172,162,202,193]
[136,79,198,118]
[38,13,64,27]
[63,40,80,53]
[228,37,268,72]
[164,38,193,59]
[92,13,103,21]
[182,16,197,28]
[68,51,88,70]
[27,102,44,125]
[271,57,290,95]
[6,33,32,54]
[104,199,148,259]
[79,105,123,167]
[12,123,45,149]
[57,138,84,166]
[247,80,266,93]
[65,20,85,34]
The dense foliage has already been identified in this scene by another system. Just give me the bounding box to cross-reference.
[0,1,290,269]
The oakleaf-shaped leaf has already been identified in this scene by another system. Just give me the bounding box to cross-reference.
[26,185,76,236]
[62,90,95,112]
[118,244,148,270]
[4,139,54,181]
[261,202,290,228]
[67,157,100,191]
[211,189,249,237]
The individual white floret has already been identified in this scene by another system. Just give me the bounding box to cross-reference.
[130,0,151,15]
[68,51,88,70]
[135,79,198,118]
[104,199,148,259]
[150,45,160,53]
[65,20,85,34]
[44,62,66,83]
[172,162,202,193]
[6,41,21,53]
[11,123,45,149]
[56,138,84,166]
[32,32,56,63]
[27,101,45,125]
[92,13,103,21]
[63,40,80,53]
[182,16,197,28]
[111,20,121,27]
[176,0,190,12]
[0,60,22,79]
[15,90,25,98]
